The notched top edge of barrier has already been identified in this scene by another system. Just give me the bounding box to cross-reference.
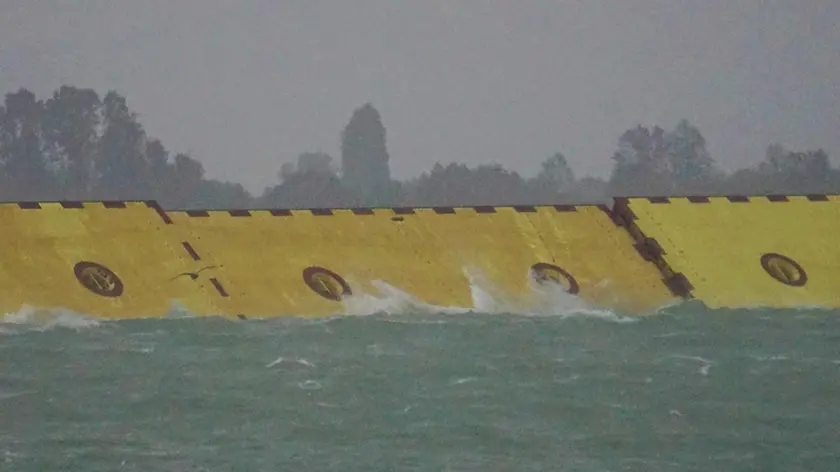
[2,193,839,212]
[0,200,598,217]
[9,200,151,210]
[624,193,837,205]
[7,200,175,225]
[6,193,835,216]
[164,204,601,217]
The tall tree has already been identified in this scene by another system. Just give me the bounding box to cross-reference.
[163,153,206,207]
[532,152,576,199]
[404,162,532,206]
[296,151,335,175]
[760,144,833,193]
[145,139,173,198]
[609,125,672,196]
[95,91,149,198]
[262,151,358,208]
[665,119,717,191]
[42,86,102,197]
[0,89,53,199]
[340,103,392,206]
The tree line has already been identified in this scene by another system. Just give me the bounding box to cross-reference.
[1,85,836,209]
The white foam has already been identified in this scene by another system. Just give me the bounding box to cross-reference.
[1,304,101,331]
[670,354,714,376]
[750,354,790,362]
[339,279,472,316]
[335,266,645,323]
[266,356,316,369]
[449,377,478,385]
[0,266,667,324]
[297,380,322,390]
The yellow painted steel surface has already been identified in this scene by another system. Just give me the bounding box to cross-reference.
[0,201,220,319]
[167,205,676,318]
[522,206,677,313]
[625,195,840,309]
[0,200,678,320]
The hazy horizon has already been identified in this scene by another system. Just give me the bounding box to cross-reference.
[2,1,838,194]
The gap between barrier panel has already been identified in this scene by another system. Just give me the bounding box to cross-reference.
[609,197,694,299]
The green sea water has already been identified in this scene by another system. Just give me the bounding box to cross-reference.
[1,302,839,471]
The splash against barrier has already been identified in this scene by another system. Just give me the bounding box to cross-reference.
[0,201,677,319]
[618,195,840,309]
[166,204,676,317]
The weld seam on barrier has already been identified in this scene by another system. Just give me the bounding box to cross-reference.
[181,242,201,261]
[145,201,173,224]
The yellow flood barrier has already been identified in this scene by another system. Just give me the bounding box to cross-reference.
[0,201,221,319]
[0,200,678,320]
[167,204,677,318]
[619,195,840,309]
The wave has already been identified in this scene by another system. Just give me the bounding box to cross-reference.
[0,267,681,331]
[338,268,644,324]
[1,305,102,333]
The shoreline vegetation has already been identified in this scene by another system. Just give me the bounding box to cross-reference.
[1,86,836,210]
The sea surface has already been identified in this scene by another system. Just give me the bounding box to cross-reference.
[1,296,839,471]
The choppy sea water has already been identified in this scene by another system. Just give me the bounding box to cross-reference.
[2,290,839,471]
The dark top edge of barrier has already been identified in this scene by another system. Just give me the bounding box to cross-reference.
[165,205,588,216]
[1,194,837,213]
[13,200,149,210]
[623,194,835,204]
[162,205,601,215]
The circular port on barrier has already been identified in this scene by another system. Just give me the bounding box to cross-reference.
[73,261,124,297]
[530,263,580,295]
[760,253,807,287]
[302,266,352,301]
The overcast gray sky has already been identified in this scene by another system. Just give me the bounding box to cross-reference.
[1,1,838,193]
